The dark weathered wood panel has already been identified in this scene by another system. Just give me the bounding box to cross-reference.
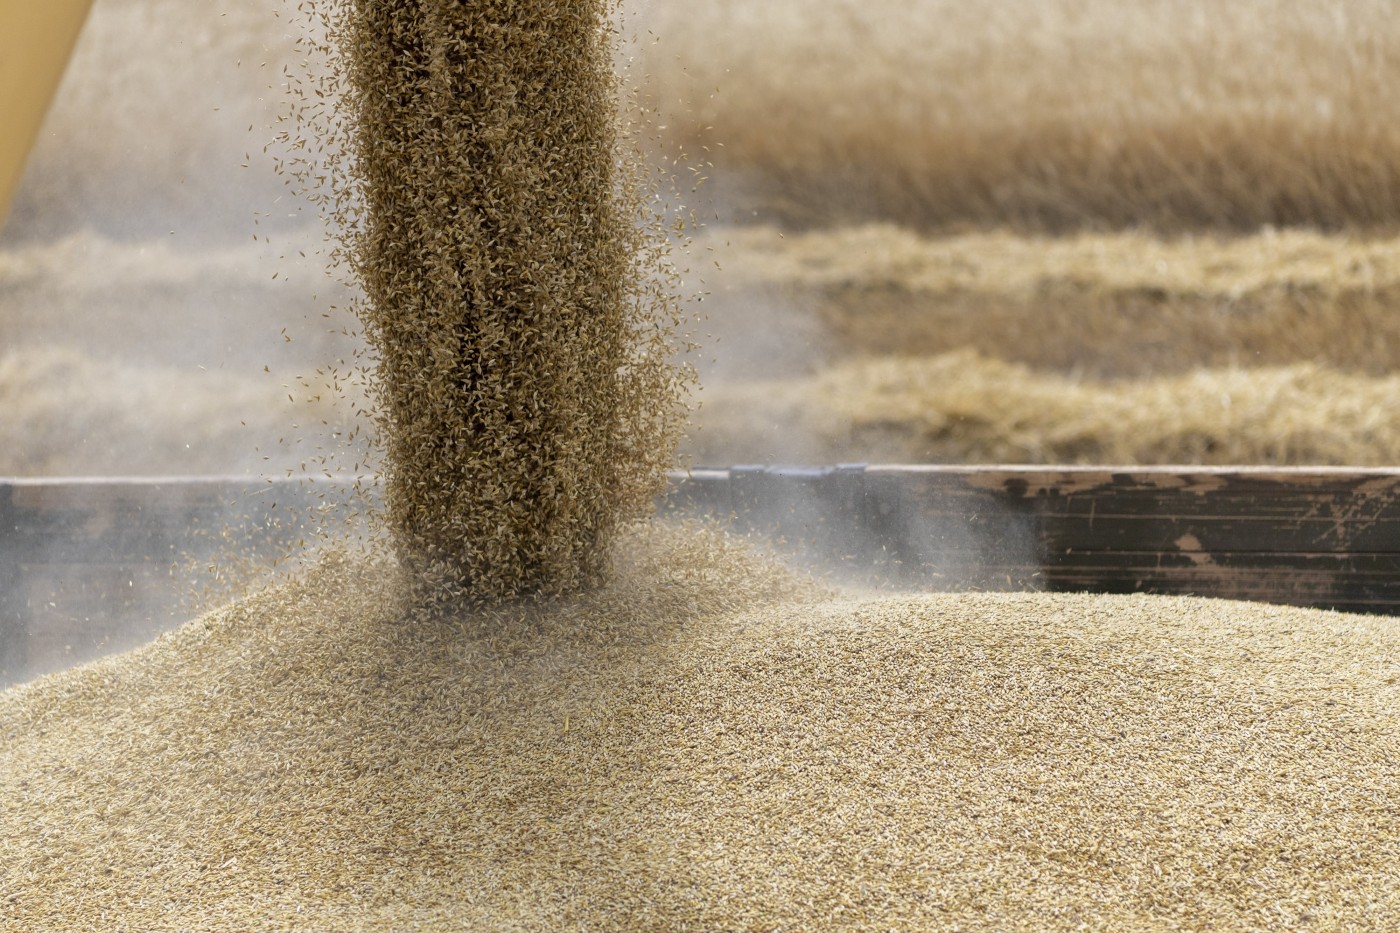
[3,466,1399,683]
[668,465,1400,613]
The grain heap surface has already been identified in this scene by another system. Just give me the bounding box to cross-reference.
[2,526,1396,931]
[332,0,686,606]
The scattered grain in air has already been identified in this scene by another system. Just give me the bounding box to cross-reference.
[324,0,689,612]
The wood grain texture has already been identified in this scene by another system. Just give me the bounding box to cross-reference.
[667,465,1400,613]
[3,467,1397,682]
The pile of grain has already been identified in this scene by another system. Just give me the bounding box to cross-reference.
[2,525,1396,929]
[326,0,687,607]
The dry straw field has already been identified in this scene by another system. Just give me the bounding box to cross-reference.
[2,0,1399,929]
[637,0,1400,234]
[6,0,1400,471]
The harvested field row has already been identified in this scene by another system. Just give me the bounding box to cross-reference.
[2,527,1395,930]
[697,225,1400,378]
[13,342,1399,475]
[0,229,365,477]
[8,224,1400,474]
[688,351,1400,467]
[703,225,1400,298]
[0,229,353,370]
[7,225,1398,384]
[639,0,1400,232]
[12,0,1400,240]
[0,346,362,477]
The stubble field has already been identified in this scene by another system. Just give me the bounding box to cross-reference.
[4,0,1400,474]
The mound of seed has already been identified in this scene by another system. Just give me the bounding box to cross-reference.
[1,527,1396,930]
[329,0,686,606]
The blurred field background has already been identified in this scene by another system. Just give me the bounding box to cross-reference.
[4,0,1400,474]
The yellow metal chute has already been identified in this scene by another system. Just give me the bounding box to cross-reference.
[0,0,94,229]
